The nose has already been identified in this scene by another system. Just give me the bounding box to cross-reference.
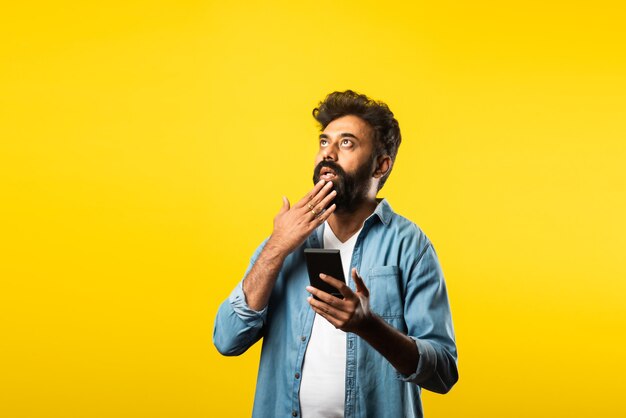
[322,141,338,161]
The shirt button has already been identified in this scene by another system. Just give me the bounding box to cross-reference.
[292,411,298,417]
[301,336,306,342]
[295,373,300,379]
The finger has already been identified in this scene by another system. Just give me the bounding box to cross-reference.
[310,304,342,328]
[303,180,334,209]
[305,204,322,220]
[310,180,334,205]
[306,189,337,221]
[315,189,337,212]
[306,284,338,305]
[307,296,346,325]
[352,268,369,297]
[312,203,336,225]
[279,196,290,214]
[319,273,355,300]
[295,180,326,208]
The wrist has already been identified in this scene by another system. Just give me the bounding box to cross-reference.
[353,311,380,339]
[266,234,297,256]
[265,235,292,260]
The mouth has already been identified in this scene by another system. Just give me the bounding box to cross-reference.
[320,167,337,181]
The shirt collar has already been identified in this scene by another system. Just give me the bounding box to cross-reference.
[370,198,393,226]
[307,198,394,248]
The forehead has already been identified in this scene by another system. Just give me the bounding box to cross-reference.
[322,115,374,142]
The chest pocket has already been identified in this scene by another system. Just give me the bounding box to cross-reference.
[367,266,403,319]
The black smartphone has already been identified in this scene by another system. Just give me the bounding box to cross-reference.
[304,248,345,300]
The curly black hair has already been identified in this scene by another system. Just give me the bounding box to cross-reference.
[312,90,401,190]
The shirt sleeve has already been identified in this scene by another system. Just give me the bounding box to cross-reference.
[398,243,459,393]
[213,240,269,356]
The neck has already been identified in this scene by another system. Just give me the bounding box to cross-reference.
[327,197,378,243]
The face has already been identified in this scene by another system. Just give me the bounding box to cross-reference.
[312,115,377,213]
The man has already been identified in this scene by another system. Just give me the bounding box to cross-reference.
[213,90,458,417]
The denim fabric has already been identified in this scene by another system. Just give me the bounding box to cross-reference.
[214,199,458,418]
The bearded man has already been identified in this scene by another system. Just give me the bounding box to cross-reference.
[213,90,458,418]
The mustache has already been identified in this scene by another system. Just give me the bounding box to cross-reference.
[313,160,347,181]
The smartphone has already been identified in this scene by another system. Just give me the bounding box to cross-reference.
[304,248,345,300]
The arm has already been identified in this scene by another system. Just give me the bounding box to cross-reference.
[307,269,419,375]
[243,180,336,310]
[213,180,336,355]
[307,247,458,393]
[400,243,458,393]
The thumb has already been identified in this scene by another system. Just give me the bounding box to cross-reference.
[352,268,369,297]
[279,196,290,214]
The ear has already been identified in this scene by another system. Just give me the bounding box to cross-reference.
[373,155,392,179]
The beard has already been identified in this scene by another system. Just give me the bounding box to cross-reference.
[312,158,374,213]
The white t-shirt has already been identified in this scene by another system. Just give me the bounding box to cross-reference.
[299,222,362,418]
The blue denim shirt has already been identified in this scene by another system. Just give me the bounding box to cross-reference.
[214,199,458,418]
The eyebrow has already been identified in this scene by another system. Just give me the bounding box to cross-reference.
[319,132,360,141]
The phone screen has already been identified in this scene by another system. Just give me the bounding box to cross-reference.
[303,248,345,299]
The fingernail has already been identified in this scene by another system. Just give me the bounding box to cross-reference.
[319,273,326,278]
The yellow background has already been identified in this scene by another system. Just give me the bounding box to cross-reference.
[2,1,625,417]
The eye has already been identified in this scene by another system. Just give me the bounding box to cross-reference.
[341,139,353,148]
[320,139,328,147]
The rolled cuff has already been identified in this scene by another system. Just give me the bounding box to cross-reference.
[397,337,437,384]
[229,282,267,328]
